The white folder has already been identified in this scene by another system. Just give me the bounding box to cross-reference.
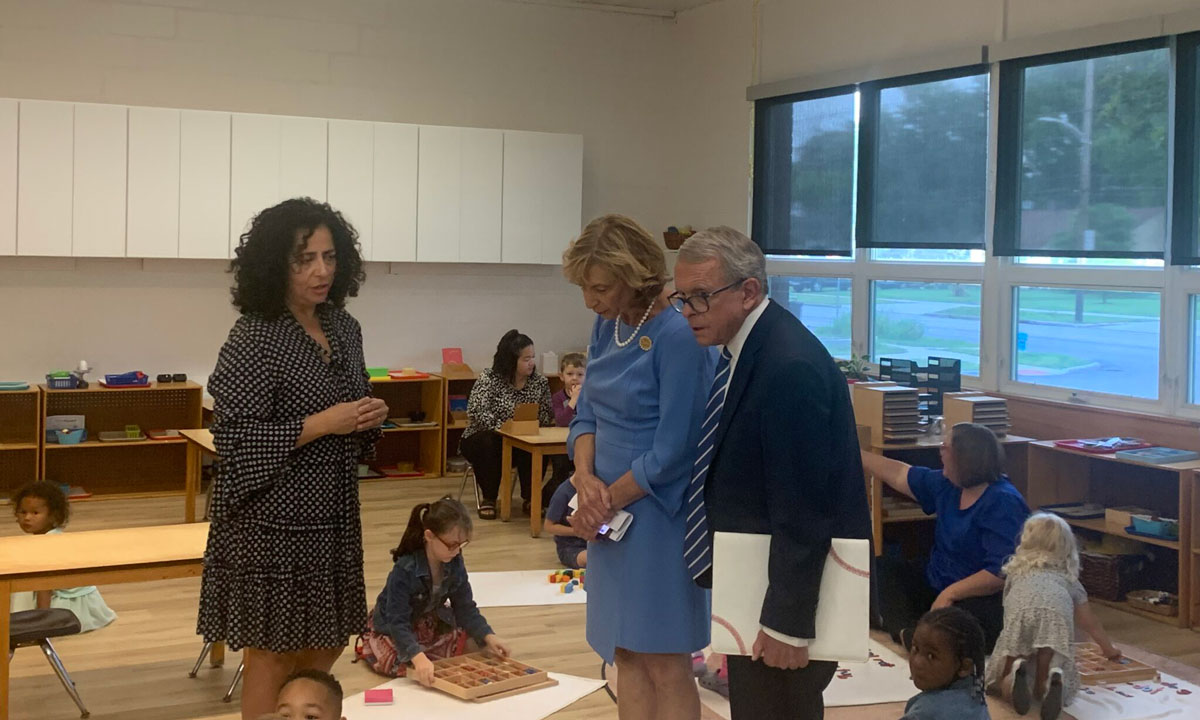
[710,533,870,663]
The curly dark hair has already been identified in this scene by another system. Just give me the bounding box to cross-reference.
[492,329,535,384]
[917,607,987,702]
[280,668,343,709]
[229,197,366,319]
[12,481,70,529]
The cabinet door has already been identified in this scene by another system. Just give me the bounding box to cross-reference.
[540,133,583,264]
[230,113,281,253]
[459,128,503,264]
[127,108,181,258]
[416,125,461,263]
[279,116,327,202]
[17,100,73,256]
[500,131,541,264]
[73,104,128,257]
[327,120,374,259]
[0,99,16,255]
[179,110,231,259]
[372,122,418,262]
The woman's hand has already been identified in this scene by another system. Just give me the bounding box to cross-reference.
[484,634,511,658]
[356,397,389,431]
[411,653,436,687]
[571,471,613,538]
[316,401,364,436]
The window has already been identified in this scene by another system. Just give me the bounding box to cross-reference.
[858,68,989,250]
[871,281,981,375]
[768,276,852,358]
[753,88,856,256]
[996,40,1171,258]
[1014,256,1164,267]
[1013,287,1160,399]
[1192,296,1200,404]
[871,248,985,263]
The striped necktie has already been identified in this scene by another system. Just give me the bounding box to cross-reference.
[685,347,732,582]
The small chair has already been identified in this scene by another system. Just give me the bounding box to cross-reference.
[9,609,89,718]
[187,640,244,702]
[457,462,481,509]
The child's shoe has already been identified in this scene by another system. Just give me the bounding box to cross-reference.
[698,668,729,698]
[691,651,706,678]
[1040,668,1063,720]
[1010,659,1032,715]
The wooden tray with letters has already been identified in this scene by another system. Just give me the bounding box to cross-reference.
[430,651,557,702]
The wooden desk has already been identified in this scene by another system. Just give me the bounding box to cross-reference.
[497,427,569,537]
[861,431,1035,556]
[180,428,216,523]
[0,523,210,719]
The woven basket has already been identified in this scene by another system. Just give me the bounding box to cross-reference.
[1079,551,1143,602]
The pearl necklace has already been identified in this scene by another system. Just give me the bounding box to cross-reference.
[614,302,655,348]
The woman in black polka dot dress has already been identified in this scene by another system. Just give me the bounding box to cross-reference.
[197,198,388,719]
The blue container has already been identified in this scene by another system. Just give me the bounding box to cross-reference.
[1130,515,1179,539]
[46,427,86,444]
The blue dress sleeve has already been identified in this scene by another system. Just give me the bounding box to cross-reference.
[906,466,948,516]
[628,320,716,516]
[567,316,604,457]
[977,488,1028,576]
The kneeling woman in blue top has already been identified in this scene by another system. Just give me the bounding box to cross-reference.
[356,497,510,685]
[860,422,1029,654]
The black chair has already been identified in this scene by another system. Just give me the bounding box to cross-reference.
[9,609,89,718]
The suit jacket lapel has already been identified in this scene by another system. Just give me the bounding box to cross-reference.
[711,302,777,454]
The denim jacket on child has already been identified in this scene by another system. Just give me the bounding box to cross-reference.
[901,677,991,720]
[370,550,493,662]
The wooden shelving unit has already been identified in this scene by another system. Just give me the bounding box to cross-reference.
[443,372,476,474]
[39,382,203,500]
[1191,470,1200,631]
[1026,440,1196,628]
[370,375,445,479]
[0,388,42,498]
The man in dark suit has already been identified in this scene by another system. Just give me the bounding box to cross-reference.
[671,227,872,720]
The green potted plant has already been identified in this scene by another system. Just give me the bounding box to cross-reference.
[837,353,871,383]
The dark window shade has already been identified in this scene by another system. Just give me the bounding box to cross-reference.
[995,38,1170,258]
[856,66,989,250]
[752,87,856,256]
[1172,33,1200,265]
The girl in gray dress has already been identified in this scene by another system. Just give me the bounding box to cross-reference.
[986,513,1120,719]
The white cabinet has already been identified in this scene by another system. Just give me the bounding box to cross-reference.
[230,113,326,253]
[372,122,418,262]
[279,116,327,202]
[416,126,502,263]
[327,120,374,259]
[0,99,16,256]
[127,108,181,258]
[417,125,462,263]
[502,131,583,265]
[459,128,503,264]
[17,101,73,257]
[73,104,127,257]
[179,110,231,259]
[230,113,280,252]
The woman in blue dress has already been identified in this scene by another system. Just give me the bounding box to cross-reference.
[562,214,716,720]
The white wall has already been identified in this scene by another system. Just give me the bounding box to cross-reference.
[0,0,678,384]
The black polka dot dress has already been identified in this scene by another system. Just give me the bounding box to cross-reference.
[197,306,380,653]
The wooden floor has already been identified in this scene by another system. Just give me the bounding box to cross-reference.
[5,476,1199,719]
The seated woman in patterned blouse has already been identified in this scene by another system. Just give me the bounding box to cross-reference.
[459,329,554,519]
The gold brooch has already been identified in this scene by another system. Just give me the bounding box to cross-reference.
[639,336,652,351]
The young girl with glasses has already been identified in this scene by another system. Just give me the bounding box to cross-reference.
[355,496,510,682]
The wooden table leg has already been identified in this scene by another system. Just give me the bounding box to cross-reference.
[185,442,200,523]
[530,449,544,537]
[499,438,513,522]
[211,641,225,668]
[1,579,11,720]
[871,473,884,557]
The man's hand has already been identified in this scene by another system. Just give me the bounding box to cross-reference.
[751,631,809,670]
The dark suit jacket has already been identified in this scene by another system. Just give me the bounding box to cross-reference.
[705,300,872,638]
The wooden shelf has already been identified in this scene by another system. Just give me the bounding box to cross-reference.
[369,375,441,384]
[1064,517,1180,550]
[0,442,38,451]
[361,473,438,483]
[41,380,203,394]
[883,511,937,524]
[1031,440,1200,471]
[382,425,441,433]
[68,489,186,502]
[1092,598,1181,626]
[44,438,187,450]
[447,421,468,430]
